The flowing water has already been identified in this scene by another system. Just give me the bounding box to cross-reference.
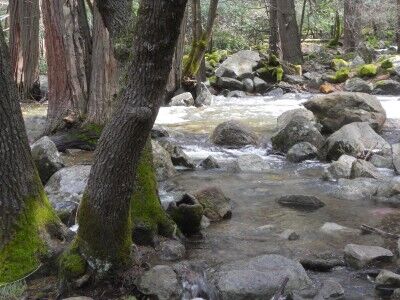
[22,94,400,299]
[154,94,400,299]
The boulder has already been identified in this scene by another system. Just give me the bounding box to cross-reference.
[303,92,386,133]
[280,229,300,241]
[151,125,169,139]
[344,244,393,269]
[264,87,284,97]
[152,140,176,181]
[31,136,65,184]
[344,78,373,93]
[158,140,195,169]
[211,120,259,148]
[159,240,186,262]
[167,194,203,236]
[323,154,357,181]
[373,80,400,95]
[170,92,194,106]
[242,78,254,93]
[350,55,365,67]
[350,159,381,179]
[214,254,313,300]
[316,279,345,300]
[376,270,400,287]
[233,154,268,173]
[284,75,305,85]
[321,122,392,161]
[217,77,244,91]
[200,156,220,170]
[227,90,247,98]
[276,195,325,211]
[271,109,324,153]
[393,144,400,175]
[370,154,394,169]
[320,222,359,236]
[45,165,91,224]
[286,142,318,163]
[193,186,232,221]
[300,253,345,272]
[137,265,182,300]
[253,77,270,93]
[195,83,213,107]
[215,50,260,79]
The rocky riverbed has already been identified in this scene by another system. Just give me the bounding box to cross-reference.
[23,92,400,299]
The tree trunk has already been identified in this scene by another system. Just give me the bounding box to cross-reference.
[268,0,280,57]
[85,2,118,126]
[63,0,188,276]
[42,0,89,133]
[397,0,400,53]
[0,25,64,284]
[9,0,40,101]
[343,0,361,52]
[277,0,303,64]
[183,0,219,79]
[299,0,307,40]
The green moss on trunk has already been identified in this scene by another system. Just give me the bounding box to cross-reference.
[0,187,59,284]
[130,140,177,244]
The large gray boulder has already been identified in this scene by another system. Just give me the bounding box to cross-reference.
[215,50,260,79]
[152,140,177,181]
[373,80,400,95]
[217,77,244,91]
[344,244,393,269]
[344,78,373,93]
[271,109,324,153]
[137,265,182,300]
[194,186,232,221]
[303,92,386,133]
[321,122,392,161]
[31,136,65,184]
[323,154,357,181]
[214,254,313,300]
[170,92,194,106]
[195,83,213,107]
[211,120,259,148]
[45,165,91,222]
[287,142,318,163]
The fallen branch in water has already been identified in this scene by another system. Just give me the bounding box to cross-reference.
[360,224,400,240]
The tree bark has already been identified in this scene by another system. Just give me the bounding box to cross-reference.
[397,0,400,53]
[268,0,280,57]
[277,0,303,64]
[343,0,361,52]
[85,2,118,125]
[0,24,63,283]
[183,0,219,79]
[9,0,40,101]
[42,0,89,133]
[70,0,188,275]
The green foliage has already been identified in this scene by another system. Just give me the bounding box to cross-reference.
[380,59,393,70]
[331,58,349,71]
[59,242,86,280]
[0,186,59,284]
[212,31,249,52]
[358,64,378,77]
[0,281,27,300]
[205,50,229,68]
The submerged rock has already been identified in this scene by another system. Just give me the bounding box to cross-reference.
[31,136,65,184]
[214,254,313,300]
[321,122,392,161]
[137,265,182,300]
[200,156,220,170]
[194,186,232,222]
[287,142,318,163]
[276,195,325,211]
[300,252,345,272]
[211,120,259,148]
[45,165,91,224]
[170,92,194,106]
[233,154,268,172]
[272,109,324,153]
[344,244,393,269]
[303,92,386,133]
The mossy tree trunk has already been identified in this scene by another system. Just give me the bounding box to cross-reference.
[64,0,188,277]
[9,0,40,101]
[183,0,219,79]
[277,0,303,64]
[0,25,64,284]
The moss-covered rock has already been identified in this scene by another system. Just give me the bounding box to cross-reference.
[331,58,349,71]
[257,66,283,82]
[193,187,232,222]
[380,59,393,70]
[59,242,87,280]
[326,68,350,83]
[358,64,378,77]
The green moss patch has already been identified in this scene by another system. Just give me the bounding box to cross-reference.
[358,64,378,77]
[380,59,393,70]
[59,242,86,280]
[331,58,349,71]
